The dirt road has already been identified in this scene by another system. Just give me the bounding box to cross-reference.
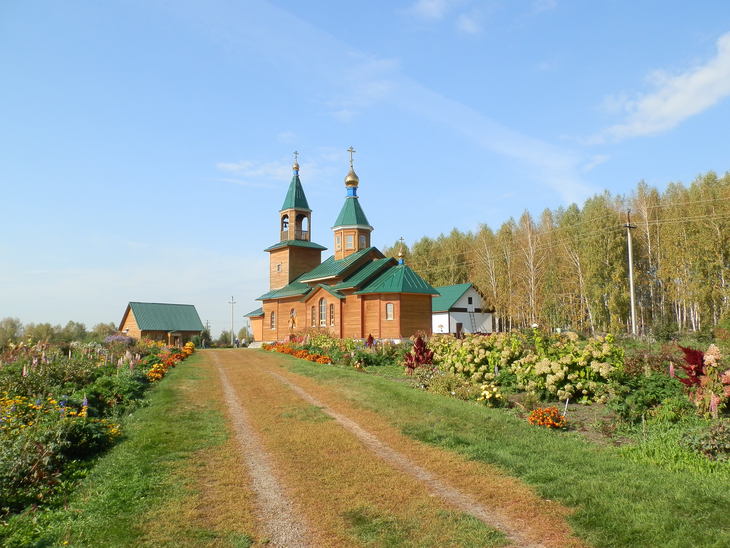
[204,349,585,547]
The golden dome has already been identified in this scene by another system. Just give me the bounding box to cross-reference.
[293,160,300,171]
[344,168,359,187]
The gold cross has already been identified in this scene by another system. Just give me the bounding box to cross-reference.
[347,146,356,168]
[293,150,299,163]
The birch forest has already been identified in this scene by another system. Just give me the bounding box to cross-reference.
[386,171,730,335]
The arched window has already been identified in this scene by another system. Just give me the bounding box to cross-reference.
[319,298,327,327]
[270,311,276,329]
[281,214,289,235]
[329,303,335,326]
[385,303,394,321]
[311,306,316,327]
[296,214,309,239]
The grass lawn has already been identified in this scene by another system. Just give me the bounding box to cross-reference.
[279,354,730,548]
[0,353,255,548]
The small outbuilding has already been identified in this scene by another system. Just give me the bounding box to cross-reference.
[244,307,264,342]
[432,283,493,336]
[118,302,204,346]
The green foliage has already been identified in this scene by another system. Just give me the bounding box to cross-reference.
[608,373,686,423]
[430,332,526,385]
[684,420,730,462]
[512,332,623,402]
[431,331,623,403]
[0,339,179,520]
[0,415,117,514]
[427,372,481,401]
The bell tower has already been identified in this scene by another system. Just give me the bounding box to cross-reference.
[332,146,373,260]
[265,152,326,290]
[279,151,312,242]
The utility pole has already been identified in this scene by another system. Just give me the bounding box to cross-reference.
[625,210,637,336]
[228,296,236,346]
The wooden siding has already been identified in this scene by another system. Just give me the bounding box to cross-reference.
[250,316,264,342]
[119,307,141,339]
[342,294,363,338]
[399,294,433,337]
[269,247,323,290]
[333,228,371,260]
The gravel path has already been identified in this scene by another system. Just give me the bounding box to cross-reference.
[269,370,544,548]
[211,353,312,547]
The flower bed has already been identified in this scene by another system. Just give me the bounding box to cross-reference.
[0,338,194,516]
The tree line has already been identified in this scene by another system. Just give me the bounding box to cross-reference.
[384,170,730,336]
[0,318,118,348]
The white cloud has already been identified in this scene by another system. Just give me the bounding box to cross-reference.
[532,0,557,14]
[216,150,344,191]
[409,0,455,20]
[216,160,291,180]
[456,12,481,34]
[596,32,730,142]
[582,154,609,172]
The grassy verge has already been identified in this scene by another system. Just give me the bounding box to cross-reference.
[0,353,255,547]
[276,354,730,548]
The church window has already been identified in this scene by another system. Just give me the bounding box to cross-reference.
[346,234,354,249]
[319,298,327,327]
[276,263,281,272]
[359,234,366,249]
[468,297,473,305]
[270,311,276,329]
[385,303,394,320]
[329,303,335,326]
[311,306,316,327]
[336,234,341,250]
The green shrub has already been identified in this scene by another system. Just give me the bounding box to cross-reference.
[683,420,730,462]
[427,372,481,401]
[0,416,117,514]
[608,373,686,423]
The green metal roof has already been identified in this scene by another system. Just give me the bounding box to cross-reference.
[316,284,346,300]
[332,197,372,228]
[331,257,396,290]
[257,275,312,301]
[244,307,264,318]
[355,264,439,295]
[431,283,472,312]
[280,174,310,211]
[127,302,204,332]
[298,247,383,282]
[264,240,327,252]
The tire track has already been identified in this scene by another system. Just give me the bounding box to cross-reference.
[268,370,544,548]
[211,353,311,547]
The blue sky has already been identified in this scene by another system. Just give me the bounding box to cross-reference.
[2,0,730,336]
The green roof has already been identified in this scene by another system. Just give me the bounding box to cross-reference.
[316,284,345,300]
[257,274,312,301]
[355,264,439,295]
[431,283,472,312]
[280,174,310,211]
[298,247,383,283]
[332,197,371,228]
[331,257,395,290]
[264,240,327,252]
[244,307,263,318]
[126,302,204,332]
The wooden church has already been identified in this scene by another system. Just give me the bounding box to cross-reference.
[246,150,438,342]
